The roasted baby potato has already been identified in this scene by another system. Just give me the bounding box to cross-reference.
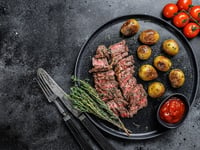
[162,39,179,56]
[148,82,165,98]
[169,69,185,88]
[138,64,158,81]
[153,56,172,72]
[137,45,152,60]
[139,29,160,45]
[120,19,140,37]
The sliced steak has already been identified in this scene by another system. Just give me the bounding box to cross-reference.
[90,44,129,117]
[110,41,147,118]
[90,40,148,118]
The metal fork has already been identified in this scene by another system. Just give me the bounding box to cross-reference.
[37,78,93,150]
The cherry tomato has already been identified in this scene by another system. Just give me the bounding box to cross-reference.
[162,3,178,18]
[177,0,192,11]
[173,12,190,28]
[183,22,199,38]
[190,6,200,21]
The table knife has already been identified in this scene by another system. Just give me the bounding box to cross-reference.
[37,68,116,150]
[37,75,93,150]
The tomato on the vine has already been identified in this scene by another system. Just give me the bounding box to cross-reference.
[177,0,192,11]
[190,6,200,21]
[183,22,199,38]
[173,12,190,28]
[162,3,178,18]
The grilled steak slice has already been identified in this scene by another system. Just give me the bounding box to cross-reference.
[93,70,115,80]
[95,79,118,89]
[116,67,135,85]
[109,40,129,65]
[94,71,118,102]
[109,40,128,57]
[106,99,129,118]
[115,55,134,74]
[111,52,129,65]
[94,71,128,106]
[128,84,147,117]
[89,57,112,73]
[95,45,110,59]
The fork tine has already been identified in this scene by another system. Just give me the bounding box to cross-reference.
[37,68,44,77]
[37,68,48,82]
[38,70,53,88]
[40,76,54,96]
[37,78,53,102]
[37,78,49,97]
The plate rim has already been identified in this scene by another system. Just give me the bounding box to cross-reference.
[74,14,199,140]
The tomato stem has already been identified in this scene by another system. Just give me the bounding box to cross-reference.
[188,5,194,8]
[181,10,200,26]
[192,26,198,32]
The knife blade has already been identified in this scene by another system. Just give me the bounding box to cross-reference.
[37,68,116,150]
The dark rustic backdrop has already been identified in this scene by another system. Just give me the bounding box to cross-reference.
[0,0,200,149]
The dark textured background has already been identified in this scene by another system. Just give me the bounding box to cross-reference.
[0,0,200,150]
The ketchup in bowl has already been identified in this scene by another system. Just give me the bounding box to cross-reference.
[157,93,190,129]
[159,97,185,124]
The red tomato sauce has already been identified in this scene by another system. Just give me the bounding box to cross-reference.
[159,97,185,124]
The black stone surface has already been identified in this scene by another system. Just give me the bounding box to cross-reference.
[0,0,200,150]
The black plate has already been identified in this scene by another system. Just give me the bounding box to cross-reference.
[74,14,199,140]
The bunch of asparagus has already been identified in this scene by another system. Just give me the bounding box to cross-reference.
[67,76,130,135]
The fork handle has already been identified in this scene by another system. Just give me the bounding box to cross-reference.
[79,114,116,150]
[63,115,93,150]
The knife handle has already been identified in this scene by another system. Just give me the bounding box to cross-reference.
[79,114,116,150]
[63,115,93,150]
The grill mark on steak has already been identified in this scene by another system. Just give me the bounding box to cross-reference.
[90,40,148,118]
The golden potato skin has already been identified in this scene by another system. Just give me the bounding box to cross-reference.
[153,56,172,72]
[137,45,152,60]
[120,19,140,37]
[169,69,185,88]
[148,82,165,98]
[139,29,160,45]
[138,64,158,81]
[162,39,179,56]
